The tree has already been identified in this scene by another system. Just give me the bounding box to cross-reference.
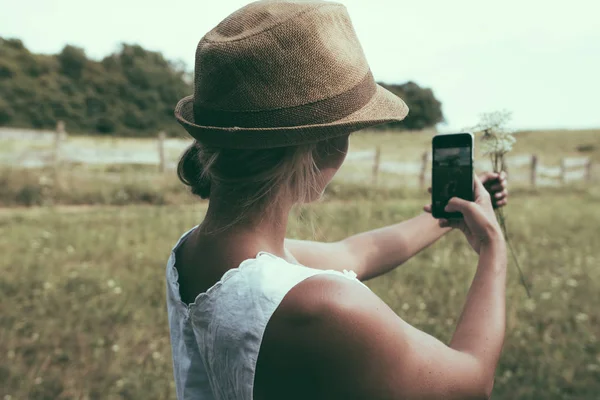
[57,45,87,79]
[0,37,191,135]
[378,81,444,130]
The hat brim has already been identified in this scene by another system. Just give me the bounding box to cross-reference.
[174,84,409,149]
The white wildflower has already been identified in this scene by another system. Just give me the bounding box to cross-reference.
[401,303,410,311]
[540,292,551,300]
[107,279,116,288]
[575,313,589,322]
[66,245,75,254]
[112,344,120,353]
[113,287,122,295]
[43,282,53,290]
[566,279,578,288]
[524,299,536,312]
[34,377,43,385]
[38,175,52,186]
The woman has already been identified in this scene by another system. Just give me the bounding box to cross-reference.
[166,1,509,399]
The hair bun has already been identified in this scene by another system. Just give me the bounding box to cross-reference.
[177,142,211,199]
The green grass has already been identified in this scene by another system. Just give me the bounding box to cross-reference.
[1,127,599,398]
[1,192,599,399]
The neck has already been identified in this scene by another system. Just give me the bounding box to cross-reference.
[198,185,292,259]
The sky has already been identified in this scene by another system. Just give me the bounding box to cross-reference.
[1,0,599,131]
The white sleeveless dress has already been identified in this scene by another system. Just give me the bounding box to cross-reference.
[165,226,370,400]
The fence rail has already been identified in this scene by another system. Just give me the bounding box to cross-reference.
[1,124,595,188]
[346,146,594,188]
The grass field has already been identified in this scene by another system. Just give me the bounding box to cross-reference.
[1,127,599,399]
[1,190,599,400]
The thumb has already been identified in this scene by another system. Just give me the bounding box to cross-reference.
[445,197,473,214]
[473,173,489,199]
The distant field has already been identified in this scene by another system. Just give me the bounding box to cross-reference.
[1,193,599,399]
[350,128,600,163]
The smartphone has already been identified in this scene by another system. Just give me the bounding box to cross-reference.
[431,133,474,219]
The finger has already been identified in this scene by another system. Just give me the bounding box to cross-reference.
[427,187,432,194]
[496,189,509,199]
[495,199,508,207]
[423,204,432,213]
[488,183,504,192]
[499,171,507,180]
[473,174,489,199]
[445,196,472,213]
[479,171,499,185]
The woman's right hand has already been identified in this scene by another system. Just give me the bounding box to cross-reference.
[440,174,505,254]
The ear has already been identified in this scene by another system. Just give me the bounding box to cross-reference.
[314,135,349,171]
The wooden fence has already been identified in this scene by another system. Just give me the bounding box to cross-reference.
[346,146,595,188]
[3,122,596,188]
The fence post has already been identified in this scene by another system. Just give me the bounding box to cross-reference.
[530,154,537,188]
[419,151,429,190]
[560,158,567,184]
[372,146,381,185]
[158,131,166,173]
[585,159,593,182]
[54,120,65,166]
[54,121,65,187]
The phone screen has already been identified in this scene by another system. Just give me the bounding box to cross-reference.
[432,134,473,218]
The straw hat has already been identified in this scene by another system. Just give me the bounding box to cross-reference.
[175,0,409,149]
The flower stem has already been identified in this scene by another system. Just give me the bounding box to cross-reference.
[495,207,531,298]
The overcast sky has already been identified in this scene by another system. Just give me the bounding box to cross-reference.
[2,0,599,131]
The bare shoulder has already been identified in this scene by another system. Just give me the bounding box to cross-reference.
[255,273,491,400]
[255,273,403,399]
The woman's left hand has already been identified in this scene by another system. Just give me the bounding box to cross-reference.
[480,171,508,208]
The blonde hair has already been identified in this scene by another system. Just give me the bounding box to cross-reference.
[177,140,329,229]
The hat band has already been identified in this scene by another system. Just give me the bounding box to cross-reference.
[193,71,377,128]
